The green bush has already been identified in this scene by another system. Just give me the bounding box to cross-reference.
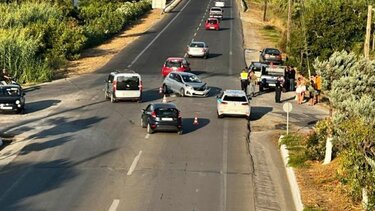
[280,133,309,168]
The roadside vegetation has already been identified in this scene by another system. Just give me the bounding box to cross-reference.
[248,0,375,210]
[0,0,152,83]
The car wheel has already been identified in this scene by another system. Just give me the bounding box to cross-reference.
[163,84,169,94]
[147,123,153,134]
[110,94,116,103]
[137,97,142,103]
[204,54,208,59]
[141,118,146,128]
[16,108,24,114]
[177,130,183,135]
[179,88,185,97]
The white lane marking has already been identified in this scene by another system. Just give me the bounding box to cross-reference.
[145,134,150,139]
[221,121,228,211]
[199,23,202,27]
[108,199,120,211]
[127,150,143,176]
[228,0,233,75]
[194,33,197,37]
[127,0,193,68]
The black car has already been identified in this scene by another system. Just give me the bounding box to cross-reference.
[259,48,283,65]
[0,85,25,113]
[141,103,182,135]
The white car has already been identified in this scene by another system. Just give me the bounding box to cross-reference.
[214,0,225,8]
[104,70,142,103]
[186,41,209,59]
[163,72,210,97]
[216,90,251,118]
[209,7,223,20]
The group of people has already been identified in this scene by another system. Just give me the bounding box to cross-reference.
[240,68,257,97]
[295,73,321,105]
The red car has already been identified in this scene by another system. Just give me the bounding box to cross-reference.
[161,57,190,77]
[205,18,220,30]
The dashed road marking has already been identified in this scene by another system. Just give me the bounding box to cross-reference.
[127,150,142,176]
[108,199,120,211]
[145,134,150,139]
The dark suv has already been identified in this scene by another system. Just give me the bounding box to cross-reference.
[141,103,182,135]
[259,48,283,64]
[0,85,25,113]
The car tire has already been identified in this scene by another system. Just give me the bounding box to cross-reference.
[141,118,146,128]
[179,88,185,97]
[110,94,116,103]
[163,84,169,94]
[204,54,208,59]
[147,123,153,134]
[177,130,183,135]
[16,108,24,114]
[137,97,142,103]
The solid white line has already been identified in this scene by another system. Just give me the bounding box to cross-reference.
[127,0,193,68]
[221,121,228,211]
[127,150,142,176]
[228,0,233,75]
[108,199,120,211]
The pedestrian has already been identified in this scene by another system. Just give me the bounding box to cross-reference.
[239,68,248,94]
[248,70,257,97]
[315,73,322,103]
[275,76,283,103]
[296,77,305,104]
[284,66,290,91]
[289,66,296,91]
[0,68,11,85]
[308,75,316,106]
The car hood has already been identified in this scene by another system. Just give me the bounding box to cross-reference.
[0,96,21,104]
[186,82,207,88]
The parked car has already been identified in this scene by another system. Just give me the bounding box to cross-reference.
[104,70,142,103]
[216,90,251,119]
[0,84,25,114]
[162,72,210,97]
[214,0,225,8]
[186,41,209,59]
[141,103,183,135]
[209,7,223,20]
[259,48,283,65]
[205,18,220,30]
[161,57,190,77]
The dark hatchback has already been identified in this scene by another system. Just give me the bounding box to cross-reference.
[0,85,25,113]
[259,48,283,65]
[141,103,182,135]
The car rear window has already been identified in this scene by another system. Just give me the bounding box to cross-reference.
[155,108,179,117]
[166,60,182,68]
[223,96,247,102]
[208,19,218,24]
[265,49,280,55]
[116,76,140,90]
[190,43,204,48]
[211,8,221,12]
[0,87,21,96]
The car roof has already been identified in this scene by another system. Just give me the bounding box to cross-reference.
[223,90,247,96]
[210,7,222,9]
[166,57,184,61]
[191,41,205,45]
[152,103,177,109]
[110,69,140,76]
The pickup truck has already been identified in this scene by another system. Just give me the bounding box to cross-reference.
[214,0,225,7]
[258,65,287,91]
[209,7,223,20]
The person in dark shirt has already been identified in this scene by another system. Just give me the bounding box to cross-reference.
[275,76,283,103]
[0,68,11,85]
[289,66,296,91]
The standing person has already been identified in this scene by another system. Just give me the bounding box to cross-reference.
[248,70,257,97]
[239,69,248,94]
[295,77,305,104]
[275,76,283,103]
[284,66,290,91]
[308,75,316,106]
[289,66,296,91]
[315,73,322,103]
[0,68,11,85]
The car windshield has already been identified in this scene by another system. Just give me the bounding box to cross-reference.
[223,96,247,102]
[208,19,218,24]
[155,108,178,117]
[166,60,182,68]
[265,49,280,55]
[211,8,221,12]
[190,43,204,48]
[0,87,21,96]
[182,75,202,83]
[116,76,139,90]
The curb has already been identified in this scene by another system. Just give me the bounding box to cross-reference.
[279,135,304,211]
[240,0,248,12]
[163,0,182,13]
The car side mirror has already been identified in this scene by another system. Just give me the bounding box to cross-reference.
[141,109,145,112]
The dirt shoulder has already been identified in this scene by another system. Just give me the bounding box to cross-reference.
[239,1,360,210]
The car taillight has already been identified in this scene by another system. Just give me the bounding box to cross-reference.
[242,102,249,105]
[178,111,182,118]
[265,54,270,59]
[202,49,206,52]
[151,111,156,118]
[113,80,117,91]
[221,101,228,104]
[139,81,143,91]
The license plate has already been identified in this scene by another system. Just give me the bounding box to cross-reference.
[162,117,173,121]
[172,67,177,70]
[210,27,215,29]
[0,106,12,110]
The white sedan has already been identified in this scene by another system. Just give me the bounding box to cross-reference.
[217,90,251,119]
[186,41,209,59]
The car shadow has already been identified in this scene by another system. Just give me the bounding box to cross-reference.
[281,96,296,103]
[141,88,164,103]
[23,86,41,93]
[249,106,273,121]
[207,53,222,59]
[221,17,234,21]
[218,28,230,31]
[25,100,61,114]
[182,118,210,134]
[207,86,222,97]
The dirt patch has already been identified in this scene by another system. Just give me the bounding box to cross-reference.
[62,9,163,76]
[239,1,360,210]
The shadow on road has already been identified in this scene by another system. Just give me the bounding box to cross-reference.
[25,100,61,114]
[250,106,273,121]
[182,118,210,134]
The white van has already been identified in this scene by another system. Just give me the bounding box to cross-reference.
[104,70,142,103]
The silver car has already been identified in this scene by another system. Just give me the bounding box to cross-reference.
[162,72,210,97]
[186,41,209,59]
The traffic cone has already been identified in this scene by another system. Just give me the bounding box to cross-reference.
[193,113,199,125]
[159,86,163,94]
[162,95,167,103]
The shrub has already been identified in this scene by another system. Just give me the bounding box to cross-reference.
[280,133,309,168]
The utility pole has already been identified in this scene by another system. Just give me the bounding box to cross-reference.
[263,0,268,22]
[287,0,292,50]
[364,5,372,58]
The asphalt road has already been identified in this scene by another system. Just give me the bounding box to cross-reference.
[0,0,307,210]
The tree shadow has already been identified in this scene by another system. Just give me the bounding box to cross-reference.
[118,31,156,38]
[23,86,41,93]
[249,106,273,121]
[25,100,61,114]
[19,135,72,155]
[181,118,210,134]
